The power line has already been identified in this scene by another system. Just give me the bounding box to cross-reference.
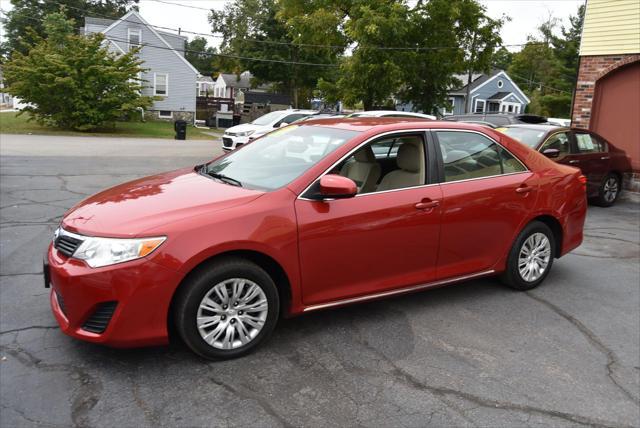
[146,0,215,12]
[43,0,548,52]
[0,7,575,94]
[103,34,340,67]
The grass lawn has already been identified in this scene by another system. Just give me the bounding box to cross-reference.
[0,111,221,140]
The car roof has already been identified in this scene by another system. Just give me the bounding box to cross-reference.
[503,124,567,132]
[353,110,432,117]
[295,117,491,133]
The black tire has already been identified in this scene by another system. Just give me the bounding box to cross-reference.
[501,221,556,291]
[593,173,620,207]
[174,257,279,360]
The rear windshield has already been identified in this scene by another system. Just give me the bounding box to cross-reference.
[203,126,359,191]
[498,127,547,148]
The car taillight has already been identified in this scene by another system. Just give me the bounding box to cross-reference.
[578,175,587,191]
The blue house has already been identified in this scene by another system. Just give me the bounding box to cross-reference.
[84,11,200,121]
[445,70,530,116]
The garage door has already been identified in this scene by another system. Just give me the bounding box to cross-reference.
[590,60,640,171]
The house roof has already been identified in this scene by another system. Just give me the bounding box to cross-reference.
[244,91,291,105]
[219,72,253,88]
[95,10,198,75]
[452,70,501,93]
[487,92,511,101]
[197,76,214,82]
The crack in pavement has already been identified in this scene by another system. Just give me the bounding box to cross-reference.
[525,292,640,405]
[208,376,295,428]
[0,271,43,277]
[348,323,633,428]
[0,325,58,335]
[0,343,103,428]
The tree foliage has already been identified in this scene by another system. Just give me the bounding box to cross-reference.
[185,36,217,76]
[3,12,152,130]
[507,5,584,117]
[210,0,344,107]
[1,0,138,58]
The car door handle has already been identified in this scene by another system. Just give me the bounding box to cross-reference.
[515,185,533,194]
[415,200,440,210]
[568,160,580,164]
[600,156,610,160]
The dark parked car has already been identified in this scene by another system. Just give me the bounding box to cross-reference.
[444,113,548,128]
[496,124,631,206]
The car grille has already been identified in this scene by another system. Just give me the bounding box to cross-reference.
[82,301,118,334]
[56,291,67,315]
[222,137,233,148]
[54,234,83,257]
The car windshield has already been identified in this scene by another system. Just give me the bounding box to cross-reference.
[251,111,286,126]
[499,127,548,148]
[203,125,359,191]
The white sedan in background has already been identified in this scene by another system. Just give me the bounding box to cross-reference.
[346,110,436,120]
[222,109,318,151]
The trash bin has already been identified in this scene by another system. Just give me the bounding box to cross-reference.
[174,119,187,140]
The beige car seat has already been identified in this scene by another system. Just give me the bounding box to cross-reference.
[377,139,425,191]
[339,146,382,193]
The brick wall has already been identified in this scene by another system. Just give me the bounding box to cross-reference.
[572,54,640,129]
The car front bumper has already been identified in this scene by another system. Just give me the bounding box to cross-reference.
[46,243,182,348]
[222,134,251,151]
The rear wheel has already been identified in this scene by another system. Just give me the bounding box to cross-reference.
[594,173,620,207]
[501,221,555,290]
[174,258,279,360]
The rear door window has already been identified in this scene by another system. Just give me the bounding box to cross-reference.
[575,133,605,153]
[436,131,526,182]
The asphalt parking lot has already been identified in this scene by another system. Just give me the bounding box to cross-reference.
[1,134,639,428]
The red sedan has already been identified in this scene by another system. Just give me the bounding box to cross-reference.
[45,119,587,359]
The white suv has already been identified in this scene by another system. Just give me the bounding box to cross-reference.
[221,109,318,151]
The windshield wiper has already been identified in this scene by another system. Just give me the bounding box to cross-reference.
[205,171,243,187]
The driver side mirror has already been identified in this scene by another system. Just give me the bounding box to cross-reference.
[542,148,560,158]
[277,122,288,128]
[319,174,357,199]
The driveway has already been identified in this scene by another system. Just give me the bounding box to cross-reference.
[1,133,639,427]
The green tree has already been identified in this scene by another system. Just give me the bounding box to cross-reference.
[185,36,217,76]
[493,46,513,71]
[1,0,137,58]
[400,0,503,114]
[327,0,410,110]
[507,5,583,117]
[3,12,152,130]
[210,0,342,107]
[455,0,504,113]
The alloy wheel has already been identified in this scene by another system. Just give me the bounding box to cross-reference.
[518,233,551,282]
[196,278,268,350]
[603,177,618,203]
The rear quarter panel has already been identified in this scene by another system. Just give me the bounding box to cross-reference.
[492,133,587,269]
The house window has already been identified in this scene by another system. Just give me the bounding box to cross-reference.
[128,28,141,51]
[443,97,456,115]
[474,99,486,113]
[497,80,504,88]
[154,73,168,96]
[158,110,173,119]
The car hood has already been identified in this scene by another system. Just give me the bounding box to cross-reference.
[225,123,268,134]
[61,168,264,237]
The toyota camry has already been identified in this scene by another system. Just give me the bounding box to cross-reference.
[45,118,587,359]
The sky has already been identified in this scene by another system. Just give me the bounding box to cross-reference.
[0,0,585,51]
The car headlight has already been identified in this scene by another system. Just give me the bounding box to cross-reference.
[73,236,166,268]
[236,130,254,137]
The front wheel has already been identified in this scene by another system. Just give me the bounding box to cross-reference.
[594,173,620,207]
[501,221,555,291]
[174,258,279,360]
